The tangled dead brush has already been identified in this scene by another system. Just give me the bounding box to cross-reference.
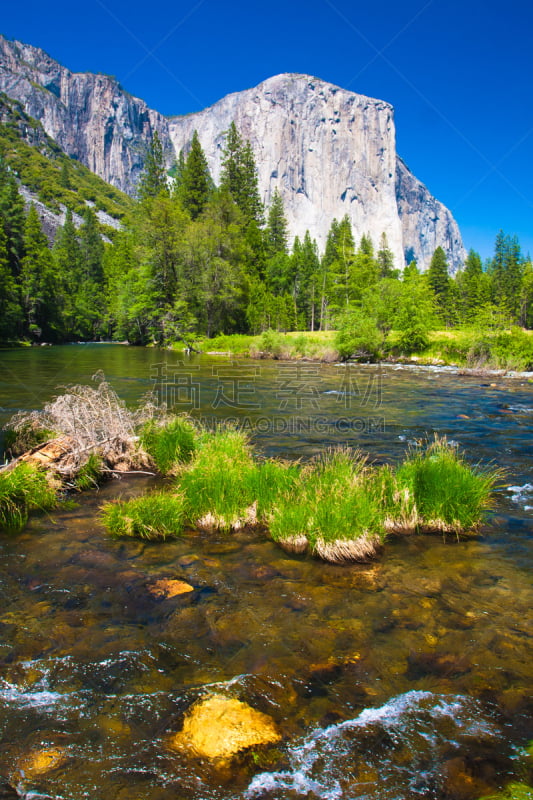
[5,372,158,482]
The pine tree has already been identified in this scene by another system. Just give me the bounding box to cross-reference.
[519,260,533,328]
[53,209,83,336]
[265,188,288,256]
[456,249,485,322]
[0,221,22,340]
[20,205,59,341]
[489,231,524,320]
[178,131,212,219]
[59,160,71,190]
[427,246,450,322]
[138,131,168,201]
[0,157,26,276]
[291,231,320,329]
[350,232,379,303]
[240,141,263,225]
[504,235,523,318]
[220,122,263,226]
[80,207,104,284]
[377,232,396,278]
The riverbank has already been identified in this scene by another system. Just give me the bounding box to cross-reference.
[171,328,533,377]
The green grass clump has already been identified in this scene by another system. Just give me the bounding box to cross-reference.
[246,459,301,521]
[196,333,257,354]
[141,416,198,475]
[0,462,57,531]
[178,427,257,531]
[74,453,104,491]
[101,492,185,540]
[270,450,385,561]
[395,437,501,533]
[98,425,501,561]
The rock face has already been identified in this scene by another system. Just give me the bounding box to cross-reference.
[396,156,465,271]
[168,74,465,271]
[0,35,171,195]
[0,35,465,271]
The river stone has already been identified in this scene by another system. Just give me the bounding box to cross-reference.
[147,579,194,599]
[16,747,67,778]
[169,694,281,759]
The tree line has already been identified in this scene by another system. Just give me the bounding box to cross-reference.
[1,123,532,346]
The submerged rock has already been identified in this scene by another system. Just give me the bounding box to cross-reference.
[169,693,281,759]
[147,579,195,599]
[16,747,67,778]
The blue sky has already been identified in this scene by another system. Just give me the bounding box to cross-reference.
[2,0,532,261]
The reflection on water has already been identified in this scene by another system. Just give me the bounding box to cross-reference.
[0,346,532,799]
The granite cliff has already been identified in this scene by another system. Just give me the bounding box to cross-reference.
[0,34,171,194]
[0,34,465,271]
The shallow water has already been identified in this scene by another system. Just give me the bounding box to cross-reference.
[0,345,532,799]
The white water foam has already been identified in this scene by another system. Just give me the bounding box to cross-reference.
[508,404,533,414]
[246,691,498,800]
[0,679,63,710]
[507,483,533,511]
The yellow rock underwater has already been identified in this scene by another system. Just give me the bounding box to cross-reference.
[169,693,281,759]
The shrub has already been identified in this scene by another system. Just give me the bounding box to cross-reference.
[395,437,501,533]
[490,328,533,371]
[396,322,430,354]
[0,463,57,531]
[255,329,292,359]
[334,310,385,361]
[101,492,185,540]
[140,416,198,475]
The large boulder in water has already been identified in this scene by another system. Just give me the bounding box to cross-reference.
[169,694,281,759]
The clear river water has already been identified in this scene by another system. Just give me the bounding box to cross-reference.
[0,344,531,800]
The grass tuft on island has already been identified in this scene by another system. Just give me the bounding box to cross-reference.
[140,415,199,475]
[394,436,502,534]
[101,492,186,541]
[0,462,57,531]
[178,427,258,532]
[270,450,386,562]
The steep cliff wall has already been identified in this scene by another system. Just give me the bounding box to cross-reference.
[0,35,172,194]
[395,157,464,270]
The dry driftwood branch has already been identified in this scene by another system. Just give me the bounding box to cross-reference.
[3,372,162,480]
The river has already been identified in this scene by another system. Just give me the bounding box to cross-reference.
[0,344,532,799]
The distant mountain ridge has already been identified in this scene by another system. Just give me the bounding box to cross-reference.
[0,34,466,270]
